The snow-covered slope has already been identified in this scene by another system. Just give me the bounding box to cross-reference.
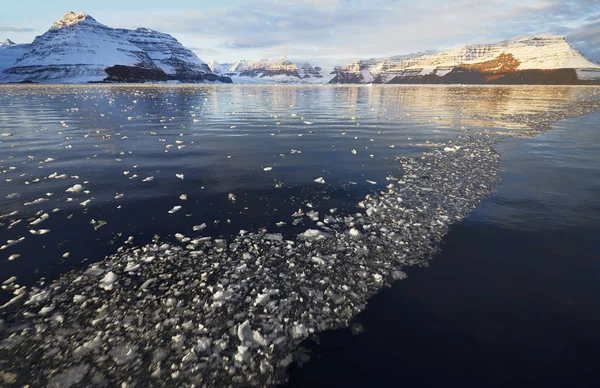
[0,12,231,83]
[331,35,600,84]
[225,58,331,84]
[0,39,29,74]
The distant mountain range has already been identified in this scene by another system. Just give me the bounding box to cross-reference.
[1,12,599,85]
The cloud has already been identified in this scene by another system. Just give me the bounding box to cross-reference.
[0,26,36,32]
[567,20,600,63]
[107,0,600,64]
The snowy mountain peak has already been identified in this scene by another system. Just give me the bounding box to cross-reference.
[51,12,100,29]
[2,39,15,46]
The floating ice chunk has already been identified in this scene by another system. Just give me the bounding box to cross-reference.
[303,121,313,125]
[444,146,460,152]
[314,177,325,184]
[176,174,184,180]
[66,184,83,193]
[142,176,154,182]
[237,320,266,346]
[228,193,236,202]
[38,306,55,315]
[29,229,51,235]
[298,229,330,241]
[193,223,207,232]
[291,324,308,339]
[351,149,357,155]
[3,276,17,285]
[80,199,91,207]
[62,252,70,258]
[213,288,233,301]
[30,213,49,225]
[124,262,140,272]
[6,193,19,199]
[264,233,283,242]
[349,228,361,237]
[306,211,319,221]
[366,180,377,185]
[25,290,50,305]
[263,167,273,172]
[24,198,49,206]
[168,206,182,214]
[98,271,117,291]
[0,210,18,219]
[1,132,13,137]
[179,194,187,200]
[311,256,325,265]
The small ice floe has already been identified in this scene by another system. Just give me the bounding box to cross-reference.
[444,146,460,152]
[276,221,286,227]
[1,132,13,137]
[3,276,17,285]
[303,121,313,125]
[237,320,266,346]
[114,193,124,199]
[80,199,92,207]
[1,237,25,250]
[168,206,182,214]
[124,262,140,272]
[314,177,325,184]
[366,180,377,185]
[180,194,187,200]
[29,229,51,235]
[66,184,84,193]
[351,149,357,155]
[298,229,330,241]
[228,193,236,202]
[62,252,70,258]
[176,174,184,180]
[30,213,49,225]
[0,210,18,219]
[90,219,107,230]
[123,171,130,175]
[213,288,234,301]
[349,228,361,238]
[7,254,20,261]
[306,211,319,221]
[24,198,49,206]
[48,172,68,179]
[193,223,207,232]
[6,193,19,199]
[142,176,154,182]
[38,306,55,316]
[263,167,273,172]
[98,271,117,291]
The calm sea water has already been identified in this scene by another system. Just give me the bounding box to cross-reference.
[286,107,600,387]
[1,85,599,385]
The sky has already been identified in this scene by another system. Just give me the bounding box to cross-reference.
[1,0,599,68]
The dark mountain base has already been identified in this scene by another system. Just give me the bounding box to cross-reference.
[386,68,600,85]
[103,65,233,83]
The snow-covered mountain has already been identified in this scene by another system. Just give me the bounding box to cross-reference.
[0,39,29,74]
[224,58,331,84]
[330,35,600,84]
[0,12,231,84]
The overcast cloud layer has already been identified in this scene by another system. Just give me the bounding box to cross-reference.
[1,0,599,67]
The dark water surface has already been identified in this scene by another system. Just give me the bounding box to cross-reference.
[1,85,599,386]
[286,109,600,387]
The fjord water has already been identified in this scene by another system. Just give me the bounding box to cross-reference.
[287,108,600,386]
[1,85,599,385]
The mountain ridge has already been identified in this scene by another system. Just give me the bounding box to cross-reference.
[0,11,231,84]
[1,13,599,84]
[330,35,600,85]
